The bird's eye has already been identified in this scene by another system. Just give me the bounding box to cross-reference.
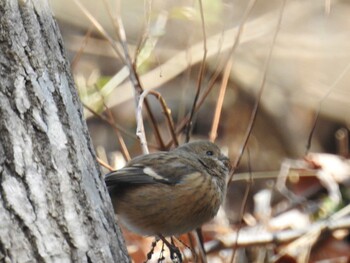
[206,150,214,156]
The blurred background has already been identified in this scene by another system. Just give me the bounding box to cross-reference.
[49,0,350,262]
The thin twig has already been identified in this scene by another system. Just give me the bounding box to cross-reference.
[97,156,115,172]
[85,86,131,161]
[134,0,166,67]
[89,84,131,161]
[163,61,237,148]
[230,149,253,263]
[228,0,286,184]
[147,90,179,147]
[83,103,158,149]
[305,61,350,154]
[145,101,166,149]
[73,0,125,61]
[206,0,257,101]
[114,13,165,149]
[231,169,317,182]
[194,228,207,263]
[101,0,123,44]
[78,0,164,150]
[136,89,179,153]
[165,81,220,148]
[136,91,150,154]
[166,0,257,148]
[115,16,143,96]
[133,0,151,63]
[83,103,135,139]
[205,214,350,252]
[305,111,320,155]
[71,26,93,71]
[186,233,198,263]
[103,104,131,162]
[209,59,232,142]
[185,0,207,143]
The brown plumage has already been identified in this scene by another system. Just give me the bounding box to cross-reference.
[105,141,230,237]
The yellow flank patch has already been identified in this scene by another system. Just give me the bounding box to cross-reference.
[182,172,203,183]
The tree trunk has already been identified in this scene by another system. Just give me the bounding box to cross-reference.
[0,1,130,262]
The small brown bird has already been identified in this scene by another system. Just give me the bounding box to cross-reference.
[105,141,230,259]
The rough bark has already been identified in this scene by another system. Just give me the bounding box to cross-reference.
[0,1,130,262]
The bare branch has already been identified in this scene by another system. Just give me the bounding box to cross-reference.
[97,156,115,172]
[185,0,207,142]
[136,91,151,154]
[209,59,232,142]
[228,0,287,184]
[205,213,350,253]
[306,61,350,154]
[147,91,179,147]
[73,0,125,61]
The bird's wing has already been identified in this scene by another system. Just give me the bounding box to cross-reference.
[105,152,198,187]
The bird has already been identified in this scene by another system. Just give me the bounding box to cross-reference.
[105,140,230,260]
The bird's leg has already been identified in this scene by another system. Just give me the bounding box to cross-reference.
[158,235,182,262]
[195,228,207,263]
[144,237,160,263]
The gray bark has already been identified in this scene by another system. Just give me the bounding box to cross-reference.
[0,1,130,262]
